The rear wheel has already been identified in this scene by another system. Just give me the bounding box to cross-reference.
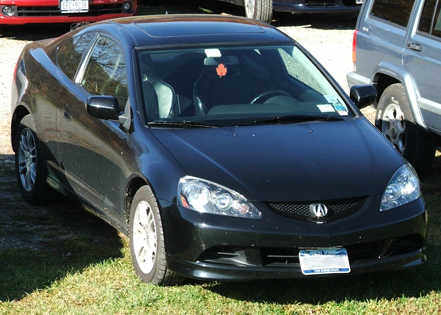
[375,83,436,176]
[129,185,184,286]
[244,0,273,23]
[15,115,52,204]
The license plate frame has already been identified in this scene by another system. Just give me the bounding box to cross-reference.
[60,0,89,14]
[299,248,351,275]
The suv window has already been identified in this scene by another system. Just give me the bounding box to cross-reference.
[419,0,441,38]
[57,33,96,81]
[370,0,415,27]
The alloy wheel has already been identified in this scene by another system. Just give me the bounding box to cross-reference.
[17,128,37,192]
[245,0,255,18]
[132,200,157,274]
[380,103,406,153]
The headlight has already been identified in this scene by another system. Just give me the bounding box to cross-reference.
[123,2,132,11]
[380,164,421,211]
[1,5,17,16]
[178,176,261,219]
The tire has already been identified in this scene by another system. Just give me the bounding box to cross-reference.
[15,115,52,205]
[129,185,184,286]
[244,0,273,23]
[375,83,437,176]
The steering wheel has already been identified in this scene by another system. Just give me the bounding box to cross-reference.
[250,89,291,104]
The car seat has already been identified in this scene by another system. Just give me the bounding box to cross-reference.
[140,56,179,120]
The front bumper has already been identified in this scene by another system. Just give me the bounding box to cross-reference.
[0,1,137,25]
[160,196,427,281]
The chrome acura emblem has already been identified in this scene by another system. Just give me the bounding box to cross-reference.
[310,203,328,218]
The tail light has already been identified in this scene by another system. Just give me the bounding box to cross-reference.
[352,30,358,66]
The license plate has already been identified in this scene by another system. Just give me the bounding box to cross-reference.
[60,0,89,13]
[356,0,363,4]
[299,248,351,275]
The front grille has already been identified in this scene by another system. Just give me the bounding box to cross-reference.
[197,235,424,269]
[267,197,366,223]
[16,4,124,17]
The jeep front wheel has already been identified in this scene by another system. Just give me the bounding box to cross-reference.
[375,83,436,176]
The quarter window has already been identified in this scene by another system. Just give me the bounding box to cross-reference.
[370,0,415,27]
[81,36,129,107]
[419,0,441,38]
[57,33,95,81]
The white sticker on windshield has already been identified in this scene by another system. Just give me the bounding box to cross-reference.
[317,104,336,113]
[205,49,222,58]
[324,95,349,116]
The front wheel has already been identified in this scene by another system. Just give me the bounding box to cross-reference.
[375,83,436,176]
[129,185,184,286]
[244,0,273,23]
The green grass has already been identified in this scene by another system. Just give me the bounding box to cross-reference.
[0,153,440,314]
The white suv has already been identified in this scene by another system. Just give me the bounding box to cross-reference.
[347,0,441,175]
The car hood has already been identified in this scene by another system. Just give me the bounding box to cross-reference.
[150,119,403,202]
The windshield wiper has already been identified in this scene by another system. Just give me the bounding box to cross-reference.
[253,114,344,125]
[148,120,218,128]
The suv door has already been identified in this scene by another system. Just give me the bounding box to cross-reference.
[355,0,415,78]
[403,0,441,133]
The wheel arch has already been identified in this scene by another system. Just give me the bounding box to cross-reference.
[372,62,426,128]
[124,176,149,228]
[11,105,31,152]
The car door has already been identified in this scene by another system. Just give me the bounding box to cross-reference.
[57,34,129,220]
[403,0,441,132]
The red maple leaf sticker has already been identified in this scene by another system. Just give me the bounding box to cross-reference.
[216,63,227,78]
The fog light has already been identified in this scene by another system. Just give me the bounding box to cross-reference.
[123,2,132,11]
[1,5,17,16]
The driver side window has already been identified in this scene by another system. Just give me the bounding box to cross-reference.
[81,36,129,107]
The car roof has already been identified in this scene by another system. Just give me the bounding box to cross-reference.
[82,14,294,48]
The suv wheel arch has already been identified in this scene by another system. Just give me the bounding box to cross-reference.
[372,62,426,128]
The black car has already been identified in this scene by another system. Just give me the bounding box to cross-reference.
[11,15,427,285]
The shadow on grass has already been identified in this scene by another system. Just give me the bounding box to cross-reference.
[0,155,124,302]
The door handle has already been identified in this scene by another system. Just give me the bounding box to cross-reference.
[63,105,72,121]
[407,42,422,52]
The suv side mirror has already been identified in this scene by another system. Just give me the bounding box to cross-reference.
[350,85,377,109]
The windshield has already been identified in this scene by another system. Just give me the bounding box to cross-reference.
[137,44,353,126]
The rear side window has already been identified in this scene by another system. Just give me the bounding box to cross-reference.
[419,0,441,38]
[57,33,96,81]
[370,0,415,27]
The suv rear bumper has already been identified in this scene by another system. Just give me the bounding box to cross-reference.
[347,71,371,89]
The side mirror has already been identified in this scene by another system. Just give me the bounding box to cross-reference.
[350,85,377,109]
[86,95,121,120]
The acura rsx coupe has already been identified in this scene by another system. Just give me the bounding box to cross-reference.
[11,15,427,285]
